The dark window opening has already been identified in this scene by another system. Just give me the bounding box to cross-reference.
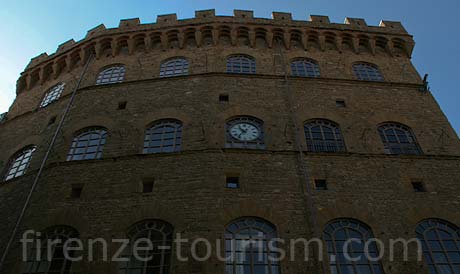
[226,176,239,189]
[118,101,127,110]
[219,94,229,102]
[412,181,426,192]
[142,179,154,193]
[336,100,346,108]
[71,185,83,198]
[315,179,328,190]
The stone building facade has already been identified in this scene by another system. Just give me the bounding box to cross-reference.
[0,9,459,274]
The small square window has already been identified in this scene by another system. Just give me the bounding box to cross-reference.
[336,100,346,108]
[219,94,229,102]
[142,179,154,193]
[118,101,127,110]
[71,184,83,198]
[412,181,426,192]
[315,179,327,190]
[226,176,239,189]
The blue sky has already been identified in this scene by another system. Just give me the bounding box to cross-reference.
[0,0,458,134]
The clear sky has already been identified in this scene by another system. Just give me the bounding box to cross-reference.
[0,0,458,134]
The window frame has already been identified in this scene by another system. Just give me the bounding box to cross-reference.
[352,62,384,82]
[290,58,321,77]
[3,145,37,182]
[323,219,385,274]
[95,65,126,85]
[416,219,460,274]
[304,119,346,153]
[39,83,66,108]
[226,54,256,74]
[119,220,174,274]
[66,127,107,161]
[377,122,422,155]
[143,119,183,154]
[159,57,189,78]
[225,217,281,274]
[22,225,79,274]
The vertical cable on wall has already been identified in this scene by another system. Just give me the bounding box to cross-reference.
[275,39,327,274]
[0,54,94,272]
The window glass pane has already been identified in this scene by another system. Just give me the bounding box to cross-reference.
[144,120,182,154]
[67,128,106,161]
[4,146,36,181]
[96,66,125,85]
[378,123,421,155]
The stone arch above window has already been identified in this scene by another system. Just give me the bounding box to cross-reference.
[66,127,107,161]
[3,145,37,182]
[119,219,174,274]
[225,217,281,274]
[23,225,79,274]
[226,116,265,149]
[416,219,460,274]
[226,55,256,74]
[304,119,346,153]
[323,219,385,274]
[352,62,384,81]
[96,65,126,85]
[40,83,65,108]
[377,122,421,155]
[159,57,189,78]
[290,58,320,77]
[143,119,182,154]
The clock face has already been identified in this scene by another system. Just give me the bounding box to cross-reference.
[230,123,260,141]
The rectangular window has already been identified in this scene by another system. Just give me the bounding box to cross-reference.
[226,176,239,189]
[412,181,426,192]
[71,184,83,198]
[142,179,154,193]
[336,100,346,108]
[219,94,229,102]
[315,179,328,190]
[118,101,127,110]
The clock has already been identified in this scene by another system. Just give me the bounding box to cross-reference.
[229,122,260,141]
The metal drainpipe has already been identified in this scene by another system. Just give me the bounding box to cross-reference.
[274,40,327,274]
[0,54,94,272]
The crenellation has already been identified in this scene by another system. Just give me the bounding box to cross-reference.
[234,10,254,19]
[119,18,141,29]
[309,15,331,24]
[379,20,408,33]
[272,12,293,22]
[195,9,216,19]
[56,39,76,54]
[85,24,107,39]
[18,10,414,88]
[345,17,368,28]
[156,13,178,25]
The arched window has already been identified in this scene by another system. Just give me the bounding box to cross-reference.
[225,217,281,274]
[66,127,107,161]
[119,220,174,274]
[226,116,265,149]
[323,219,385,274]
[144,119,182,154]
[40,83,65,108]
[96,65,126,85]
[23,225,79,274]
[377,122,421,155]
[160,57,189,77]
[226,55,256,74]
[290,58,320,77]
[352,63,384,81]
[3,146,36,181]
[416,219,460,274]
[304,119,346,153]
